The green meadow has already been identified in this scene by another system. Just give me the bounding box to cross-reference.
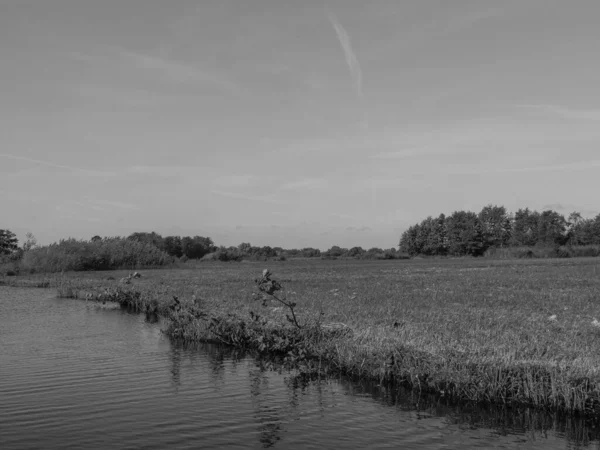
[5,257,600,415]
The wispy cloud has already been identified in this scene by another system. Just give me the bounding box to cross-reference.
[210,189,283,204]
[345,226,372,233]
[494,160,600,174]
[80,197,140,211]
[213,174,260,188]
[0,153,114,176]
[369,148,432,159]
[280,178,328,190]
[55,203,102,222]
[326,8,363,99]
[517,104,600,121]
[70,47,246,96]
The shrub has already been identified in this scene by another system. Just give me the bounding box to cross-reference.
[20,237,170,273]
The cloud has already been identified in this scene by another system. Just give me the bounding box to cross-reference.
[326,9,363,99]
[494,160,600,174]
[210,189,283,204]
[213,174,260,188]
[345,226,372,233]
[0,153,115,176]
[280,178,327,190]
[369,148,432,159]
[71,83,178,107]
[71,47,246,96]
[516,104,600,121]
[80,197,140,211]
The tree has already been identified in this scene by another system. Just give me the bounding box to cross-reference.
[324,246,345,258]
[347,246,365,258]
[0,229,19,255]
[445,211,486,256]
[536,210,567,246]
[181,236,213,259]
[22,232,38,252]
[127,232,165,251]
[399,224,422,256]
[478,205,511,248]
[238,242,252,255]
[511,208,540,246]
[163,236,183,257]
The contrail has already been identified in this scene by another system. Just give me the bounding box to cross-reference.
[326,8,363,99]
[0,152,105,175]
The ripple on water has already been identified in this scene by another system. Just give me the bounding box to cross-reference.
[0,286,598,449]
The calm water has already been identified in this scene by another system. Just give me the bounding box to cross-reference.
[1,286,599,449]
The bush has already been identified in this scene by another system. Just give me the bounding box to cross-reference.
[569,245,600,258]
[19,237,170,273]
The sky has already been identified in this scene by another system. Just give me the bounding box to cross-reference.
[1,0,599,250]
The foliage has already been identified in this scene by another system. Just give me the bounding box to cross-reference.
[20,237,171,273]
[0,229,19,255]
[126,232,215,259]
[255,269,302,329]
[400,205,600,258]
[22,232,38,252]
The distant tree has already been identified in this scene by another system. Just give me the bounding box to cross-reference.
[163,236,183,257]
[181,236,213,259]
[300,247,321,257]
[511,208,540,246]
[284,248,300,257]
[324,246,345,258]
[583,214,600,245]
[399,224,421,256]
[22,232,38,252]
[565,212,599,246]
[238,242,252,255]
[445,211,486,256]
[419,215,447,255]
[127,232,165,251]
[536,210,567,246]
[0,229,19,255]
[478,205,511,248]
[347,246,365,258]
[258,246,277,258]
[417,217,436,255]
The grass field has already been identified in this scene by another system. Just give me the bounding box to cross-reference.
[5,257,600,414]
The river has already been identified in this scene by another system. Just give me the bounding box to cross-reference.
[1,286,598,449]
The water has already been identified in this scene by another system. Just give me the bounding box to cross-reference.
[1,286,599,449]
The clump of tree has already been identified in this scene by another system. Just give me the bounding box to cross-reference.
[126,232,216,260]
[320,245,406,260]
[0,229,19,255]
[20,237,171,273]
[399,205,600,258]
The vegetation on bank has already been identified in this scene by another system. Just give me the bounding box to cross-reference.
[13,257,599,416]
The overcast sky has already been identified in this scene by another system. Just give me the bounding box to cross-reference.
[1,0,599,249]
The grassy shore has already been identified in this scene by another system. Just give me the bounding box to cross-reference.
[6,257,600,415]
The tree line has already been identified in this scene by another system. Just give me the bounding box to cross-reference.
[399,205,600,257]
[1,227,407,274]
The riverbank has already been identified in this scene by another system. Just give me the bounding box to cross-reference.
[6,257,600,415]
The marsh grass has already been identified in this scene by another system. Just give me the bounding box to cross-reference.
[31,257,600,414]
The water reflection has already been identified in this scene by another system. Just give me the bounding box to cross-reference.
[2,287,600,450]
[337,376,600,449]
[171,339,600,449]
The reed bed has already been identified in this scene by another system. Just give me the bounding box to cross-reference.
[29,257,600,414]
